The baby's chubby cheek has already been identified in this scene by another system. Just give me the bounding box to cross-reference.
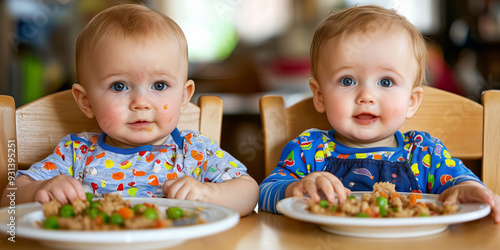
[160,104,175,124]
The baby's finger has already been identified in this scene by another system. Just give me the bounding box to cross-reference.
[60,181,85,203]
[303,179,320,202]
[322,174,347,203]
[51,188,71,204]
[172,185,190,200]
[316,176,335,202]
[344,187,352,196]
[332,181,348,204]
[185,190,202,201]
[292,182,305,198]
[69,179,87,201]
[492,195,500,224]
[35,190,51,204]
[164,183,181,199]
[440,188,459,205]
[163,179,178,196]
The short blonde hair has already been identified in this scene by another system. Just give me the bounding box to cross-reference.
[310,5,427,86]
[75,4,188,84]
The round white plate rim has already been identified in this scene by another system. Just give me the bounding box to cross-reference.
[0,198,239,244]
[277,192,491,227]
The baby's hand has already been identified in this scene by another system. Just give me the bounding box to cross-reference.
[288,171,351,204]
[35,175,86,204]
[438,181,500,223]
[163,176,212,202]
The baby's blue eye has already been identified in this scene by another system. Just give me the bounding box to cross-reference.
[378,78,393,87]
[111,82,128,92]
[152,81,167,91]
[340,77,355,86]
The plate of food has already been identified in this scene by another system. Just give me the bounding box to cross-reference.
[0,193,239,249]
[277,182,491,238]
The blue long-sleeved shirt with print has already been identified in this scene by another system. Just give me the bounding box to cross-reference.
[259,129,482,213]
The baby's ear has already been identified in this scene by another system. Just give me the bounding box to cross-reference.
[72,83,94,119]
[406,86,424,118]
[181,80,195,112]
[309,78,326,113]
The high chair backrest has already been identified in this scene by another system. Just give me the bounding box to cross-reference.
[259,86,500,194]
[0,89,223,194]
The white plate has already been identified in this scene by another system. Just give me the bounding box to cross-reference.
[276,192,491,238]
[0,198,239,249]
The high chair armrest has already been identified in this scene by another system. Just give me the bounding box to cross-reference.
[199,95,223,144]
[482,89,500,195]
[260,95,287,177]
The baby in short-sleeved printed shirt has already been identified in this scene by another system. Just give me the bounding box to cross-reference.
[7,4,258,216]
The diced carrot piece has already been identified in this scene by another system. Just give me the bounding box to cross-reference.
[143,202,154,208]
[154,220,163,228]
[379,192,388,199]
[391,192,400,199]
[116,207,133,219]
[416,201,426,207]
[95,215,103,227]
[410,193,418,206]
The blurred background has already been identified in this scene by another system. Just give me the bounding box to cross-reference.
[1,0,499,183]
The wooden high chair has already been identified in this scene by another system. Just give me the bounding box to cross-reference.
[259,86,500,194]
[0,89,223,200]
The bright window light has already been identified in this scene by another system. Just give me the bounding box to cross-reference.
[345,0,440,34]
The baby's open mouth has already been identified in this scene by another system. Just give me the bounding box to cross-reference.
[353,113,378,125]
[354,114,377,120]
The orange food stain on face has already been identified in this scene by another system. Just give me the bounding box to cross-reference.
[141,127,153,132]
[164,104,168,110]
[168,117,173,123]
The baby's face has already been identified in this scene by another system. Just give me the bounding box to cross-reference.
[79,34,193,148]
[310,28,421,145]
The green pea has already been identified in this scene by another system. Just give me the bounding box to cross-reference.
[419,213,431,217]
[379,207,388,217]
[90,201,101,209]
[98,212,110,223]
[43,216,59,229]
[143,208,158,220]
[347,195,356,200]
[110,213,124,225]
[318,199,329,209]
[392,207,399,212]
[167,207,184,219]
[331,205,337,213]
[376,196,388,207]
[133,204,146,212]
[88,208,100,219]
[85,193,93,203]
[356,212,369,218]
[60,204,75,218]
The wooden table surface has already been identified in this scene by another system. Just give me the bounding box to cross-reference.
[2,207,500,250]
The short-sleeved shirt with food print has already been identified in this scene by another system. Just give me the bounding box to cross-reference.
[17,129,248,198]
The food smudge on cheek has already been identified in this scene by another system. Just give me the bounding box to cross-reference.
[164,104,168,110]
[168,117,173,123]
[141,127,153,132]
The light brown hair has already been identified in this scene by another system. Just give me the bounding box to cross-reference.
[310,5,427,86]
[75,4,188,84]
